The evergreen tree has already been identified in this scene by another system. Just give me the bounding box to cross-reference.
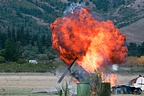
[16,26,25,46]
[92,0,109,11]
[128,42,140,57]
[12,28,16,42]
[42,35,46,47]
[7,27,11,38]
[138,42,144,56]
[46,35,52,48]
[3,38,20,61]
[37,37,44,54]
[0,31,6,49]
[25,30,31,44]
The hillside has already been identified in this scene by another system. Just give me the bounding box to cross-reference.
[0,0,67,34]
[0,0,144,61]
[0,0,143,74]
[120,18,144,44]
[0,0,144,35]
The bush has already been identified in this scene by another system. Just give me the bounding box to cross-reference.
[17,59,28,64]
[0,56,5,63]
[126,56,144,65]
[138,56,144,64]
[36,54,48,61]
[0,61,58,72]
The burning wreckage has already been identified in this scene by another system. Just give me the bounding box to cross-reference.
[49,3,143,95]
[57,58,143,95]
[112,75,144,94]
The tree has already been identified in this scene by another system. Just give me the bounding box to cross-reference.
[41,35,46,47]
[7,27,11,38]
[138,42,144,56]
[24,30,31,44]
[16,26,26,46]
[47,52,56,62]
[3,38,21,61]
[0,56,5,63]
[128,42,137,50]
[128,42,140,57]
[0,32,6,49]
[45,35,52,48]
[92,0,109,11]
[12,28,16,42]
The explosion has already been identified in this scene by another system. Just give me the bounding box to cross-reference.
[50,4,127,72]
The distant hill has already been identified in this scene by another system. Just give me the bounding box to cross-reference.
[120,18,144,44]
[0,0,144,42]
[0,0,68,34]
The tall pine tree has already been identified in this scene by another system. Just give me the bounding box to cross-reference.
[3,38,20,61]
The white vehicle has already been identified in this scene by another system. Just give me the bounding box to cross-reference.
[29,60,38,64]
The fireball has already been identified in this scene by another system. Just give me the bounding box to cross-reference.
[50,4,127,72]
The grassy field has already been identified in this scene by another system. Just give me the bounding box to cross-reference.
[0,73,143,96]
[0,88,143,96]
[0,88,54,96]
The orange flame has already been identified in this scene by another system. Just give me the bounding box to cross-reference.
[50,6,127,72]
[102,73,118,87]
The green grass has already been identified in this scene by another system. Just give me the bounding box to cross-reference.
[0,88,31,95]
[0,88,57,96]
[0,88,143,96]
[0,62,60,72]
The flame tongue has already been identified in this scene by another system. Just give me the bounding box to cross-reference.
[50,6,127,72]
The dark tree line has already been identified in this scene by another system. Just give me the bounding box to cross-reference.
[0,27,52,62]
[90,0,125,11]
[0,27,143,62]
[128,42,144,57]
[4,26,51,47]
[18,7,42,18]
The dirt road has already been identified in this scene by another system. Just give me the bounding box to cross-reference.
[0,73,143,88]
[0,73,71,89]
[0,73,143,95]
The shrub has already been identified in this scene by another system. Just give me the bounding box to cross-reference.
[138,56,144,64]
[126,56,140,65]
[0,61,56,72]
[0,56,5,63]
[126,56,144,65]
[17,59,27,64]
[36,54,48,61]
